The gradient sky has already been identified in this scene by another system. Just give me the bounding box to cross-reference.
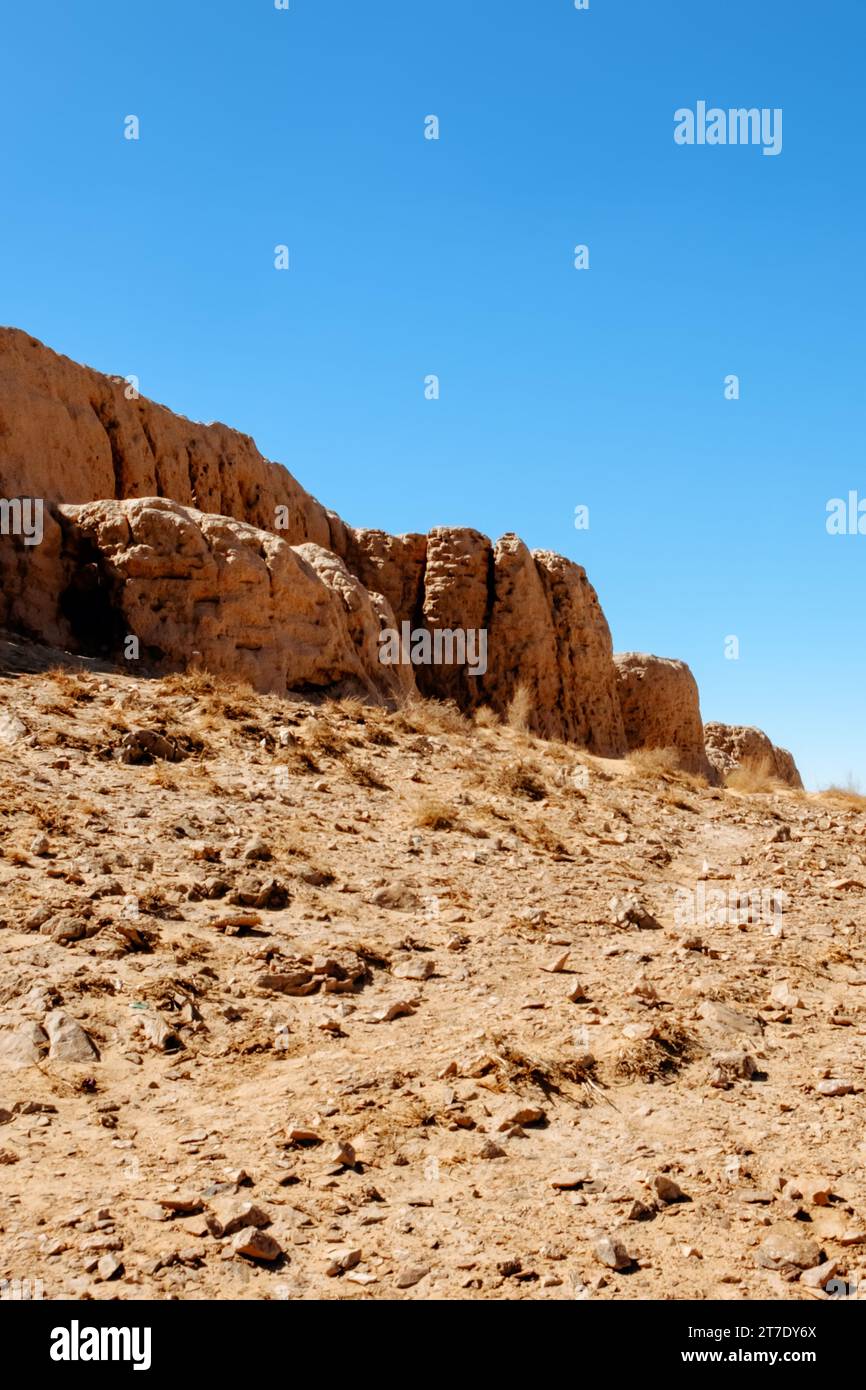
[1,0,863,788]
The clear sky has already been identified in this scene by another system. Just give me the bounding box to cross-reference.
[1,1,863,789]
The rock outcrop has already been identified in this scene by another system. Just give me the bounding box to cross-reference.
[614,653,715,780]
[704,723,803,789]
[0,327,333,546]
[55,498,414,701]
[0,329,626,747]
[0,327,801,776]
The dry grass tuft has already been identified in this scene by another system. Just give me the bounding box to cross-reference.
[817,782,866,810]
[474,706,500,730]
[345,759,389,791]
[410,796,460,831]
[397,698,468,737]
[160,670,255,701]
[45,667,96,702]
[498,760,548,801]
[725,756,784,794]
[613,1022,697,1084]
[506,684,533,734]
[301,718,347,761]
[627,747,683,778]
[489,1037,602,1106]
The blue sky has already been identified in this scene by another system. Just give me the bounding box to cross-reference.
[1,0,863,788]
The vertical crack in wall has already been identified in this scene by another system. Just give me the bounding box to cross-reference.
[90,398,125,500]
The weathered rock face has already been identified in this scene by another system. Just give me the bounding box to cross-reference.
[336,528,427,631]
[54,498,414,702]
[0,326,333,545]
[416,527,492,709]
[405,528,626,753]
[614,653,715,780]
[0,328,801,775]
[485,536,626,754]
[704,723,803,789]
[534,549,627,755]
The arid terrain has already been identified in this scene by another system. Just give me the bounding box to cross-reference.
[2,636,865,1302]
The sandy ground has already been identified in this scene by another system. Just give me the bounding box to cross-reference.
[1,635,865,1301]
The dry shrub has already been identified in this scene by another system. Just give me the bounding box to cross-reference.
[345,759,389,791]
[410,796,460,831]
[147,764,178,790]
[725,756,783,794]
[523,817,570,856]
[628,747,707,795]
[498,760,547,801]
[613,1022,697,1084]
[160,670,255,701]
[394,697,467,737]
[474,706,500,730]
[301,718,346,761]
[506,683,533,733]
[627,747,683,778]
[489,1037,601,1105]
[818,783,866,810]
[45,667,96,702]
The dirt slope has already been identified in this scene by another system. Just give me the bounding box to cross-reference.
[0,641,862,1301]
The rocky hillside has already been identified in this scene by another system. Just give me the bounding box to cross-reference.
[0,642,861,1300]
[0,326,800,785]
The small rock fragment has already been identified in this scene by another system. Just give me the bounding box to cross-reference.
[45,1011,99,1064]
[755,1231,822,1273]
[479,1139,506,1160]
[816,1078,854,1097]
[97,1254,123,1281]
[206,1201,271,1239]
[800,1258,840,1290]
[595,1236,634,1271]
[652,1173,685,1204]
[325,1247,362,1276]
[232,1227,282,1262]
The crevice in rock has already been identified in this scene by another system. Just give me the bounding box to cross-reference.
[90,397,126,500]
[57,523,128,659]
[139,413,163,497]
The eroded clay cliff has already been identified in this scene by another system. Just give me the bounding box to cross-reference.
[704,722,803,790]
[0,327,801,780]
